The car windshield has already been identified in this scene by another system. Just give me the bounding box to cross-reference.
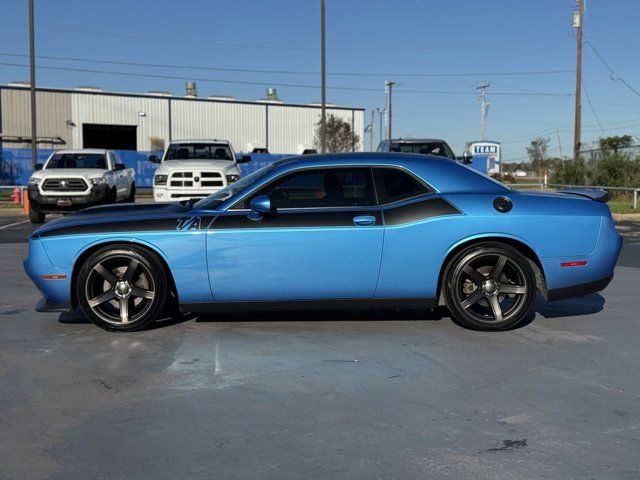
[46,153,107,169]
[165,143,234,161]
[193,163,278,209]
[390,142,455,160]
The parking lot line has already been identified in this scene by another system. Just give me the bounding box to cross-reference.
[0,219,30,230]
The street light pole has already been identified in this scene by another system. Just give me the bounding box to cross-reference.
[320,0,327,153]
[28,0,37,167]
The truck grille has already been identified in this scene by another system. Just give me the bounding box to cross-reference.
[42,178,88,191]
[168,171,224,188]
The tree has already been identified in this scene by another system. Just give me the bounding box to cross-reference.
[598,135,633,155]
[526,137,551,178]
[314,115,360,153]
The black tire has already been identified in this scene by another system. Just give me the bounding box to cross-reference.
[29,205,45,224]
[76,245,168,332]
[443,242,536,331]
[126,183,136,203]
[109,187,117,204]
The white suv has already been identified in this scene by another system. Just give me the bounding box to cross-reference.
[150,140,250,202]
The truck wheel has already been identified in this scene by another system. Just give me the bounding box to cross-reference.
[77,245,168,332]
[109,187,117,204]
[126,184,136,203]
[29,205,45,224]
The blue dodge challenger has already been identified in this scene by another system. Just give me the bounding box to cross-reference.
[24,153,622,332]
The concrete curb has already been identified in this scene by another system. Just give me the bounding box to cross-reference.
[612,213,640,221]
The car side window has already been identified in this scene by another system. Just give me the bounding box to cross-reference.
[243,168,376,209]
[374,168,431,205]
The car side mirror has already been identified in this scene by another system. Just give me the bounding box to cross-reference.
[148,155,160,163]
[34,163,43,171]
[248,195,273,221]
[462,151,473,164]
[114,163,126,171]
[237,155,251,163]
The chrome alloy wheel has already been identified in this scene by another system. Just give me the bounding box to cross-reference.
[454,253,529,324]
[84,255,156,325]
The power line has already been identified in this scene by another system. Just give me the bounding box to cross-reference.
[0,20,568,52]
[586,41,640,97]
[582,80,605,135]
[0,61,574,96]
[591,0,640,22]
[0,52,574,78]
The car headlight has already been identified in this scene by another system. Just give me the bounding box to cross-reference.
[28,177,40,186]
[154,175,168,186]
[90,177,108,185]
[226,174,240,184]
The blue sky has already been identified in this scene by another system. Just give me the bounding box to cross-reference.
[1,0,640,161]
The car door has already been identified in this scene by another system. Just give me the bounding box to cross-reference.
[206,167,384,302]
[110,152,127,199]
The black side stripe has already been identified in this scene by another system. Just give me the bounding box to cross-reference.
[38,216,215,238]
[210,210,382,229]
[383,198,462,226]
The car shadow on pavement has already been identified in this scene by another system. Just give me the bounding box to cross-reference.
[57,294,605,330]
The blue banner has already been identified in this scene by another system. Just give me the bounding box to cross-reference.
[0,149,294,188]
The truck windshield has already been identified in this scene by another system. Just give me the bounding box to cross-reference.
[193,162,281,209]
[165,144,234,161]
[47,153,107,169]
[390,142,455,160]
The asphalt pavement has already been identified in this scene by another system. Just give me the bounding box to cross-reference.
[1,213,639,479]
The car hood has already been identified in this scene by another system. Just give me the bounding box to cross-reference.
[35,202,195,236]
[32,169,105,178]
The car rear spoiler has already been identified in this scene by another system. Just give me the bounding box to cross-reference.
[557,188,610,203]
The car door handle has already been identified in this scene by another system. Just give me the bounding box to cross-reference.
[353,215,376,226]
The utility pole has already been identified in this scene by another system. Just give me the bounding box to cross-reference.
[376,108,385,145]
[385,81,396,140]
[28,0,37,167]
[369,109,375,151]
[556,127,564,162]
[573,0,584,161]
[320,0,327,153]
[477,82,490,141]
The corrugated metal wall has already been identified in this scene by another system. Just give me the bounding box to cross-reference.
[171,99,266,151]
[70,92,169,150]
[0,87,364,153]
[0,88,71,147]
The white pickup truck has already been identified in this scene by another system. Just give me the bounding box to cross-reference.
[150,139,250,202]
[27,149,135,223]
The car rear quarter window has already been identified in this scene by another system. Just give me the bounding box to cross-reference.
[374,168,431,205]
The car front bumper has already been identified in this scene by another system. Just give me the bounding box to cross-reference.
[23,236,72,310]
[28,184,110,213]
[153,187,222,202]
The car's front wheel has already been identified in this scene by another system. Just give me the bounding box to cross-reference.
[29,205,45,224]
[443,243,536,331]
[77,245,168,331]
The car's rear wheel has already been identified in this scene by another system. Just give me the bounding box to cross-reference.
[443,243,536,331]
[77,245,167,331]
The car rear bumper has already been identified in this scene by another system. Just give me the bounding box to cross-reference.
[547,272,614,302]
[28,184,110,213]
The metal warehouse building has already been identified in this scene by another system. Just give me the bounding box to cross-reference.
[0,83,365,154]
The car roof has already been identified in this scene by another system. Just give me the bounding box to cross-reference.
[269,152,507,194]
[50,149,110,155]
[169,139,231,144]
[384,138,448,143]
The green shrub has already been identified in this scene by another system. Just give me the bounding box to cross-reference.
[551,159,588,185]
